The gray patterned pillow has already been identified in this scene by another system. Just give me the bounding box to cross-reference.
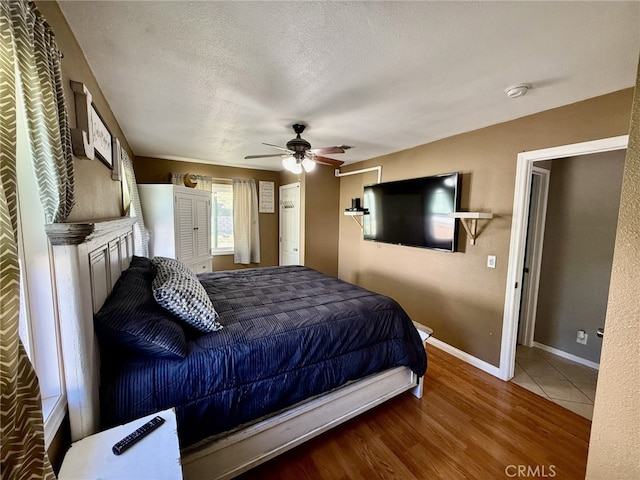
[151,256,191,276]
[152,268,223,333]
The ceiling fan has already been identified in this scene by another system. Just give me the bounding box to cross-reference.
[244,123,351,174]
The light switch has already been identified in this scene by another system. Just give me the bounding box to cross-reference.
[487,255,496,268]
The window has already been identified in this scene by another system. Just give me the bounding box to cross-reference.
[15,86,65,447]
[212,183,234,255]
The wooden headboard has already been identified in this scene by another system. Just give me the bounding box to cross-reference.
[46,217,136,441]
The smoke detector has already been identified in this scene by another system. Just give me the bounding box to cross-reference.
[505,84,531,99]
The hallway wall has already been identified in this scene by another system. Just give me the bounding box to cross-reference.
[534,151,626,363]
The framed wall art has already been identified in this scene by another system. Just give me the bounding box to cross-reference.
[259,181,275,213]
[91,105,113,169]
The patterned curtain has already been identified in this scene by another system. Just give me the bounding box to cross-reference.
[121,149,150,256]
[1,1,73,478]
[232,178,261,264]
[12,0,74,222]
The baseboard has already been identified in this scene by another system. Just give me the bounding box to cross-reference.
[426,337,501,378]
[532,341,600,370]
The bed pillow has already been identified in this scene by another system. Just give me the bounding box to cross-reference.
[151,256,191,276]
[94,258,187,358]
[152,267,223,333]
[127,255,157,277]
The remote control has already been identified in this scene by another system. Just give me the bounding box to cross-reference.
[112,416,165,455]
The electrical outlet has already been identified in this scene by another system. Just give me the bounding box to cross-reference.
[576,330,588,345]
[487,255,496,269]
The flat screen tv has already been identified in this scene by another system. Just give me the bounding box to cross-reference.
[362,172,460,252]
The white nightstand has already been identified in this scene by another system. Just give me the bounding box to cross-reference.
[58,408,182,480]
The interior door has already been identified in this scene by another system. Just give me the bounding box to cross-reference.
[279,182,300,265]
[518,167,550,346]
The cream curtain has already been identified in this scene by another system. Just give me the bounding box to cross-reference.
[121,148,149,257]
[232,178,260,264]
[1,1,72,477]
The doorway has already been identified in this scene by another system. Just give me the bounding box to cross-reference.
[500,135,629,381]
[279,182,301,265]
[501,137,628,419]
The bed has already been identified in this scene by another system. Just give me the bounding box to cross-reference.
[46,218,430,479]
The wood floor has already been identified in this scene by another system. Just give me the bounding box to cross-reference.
[238,346,591,480]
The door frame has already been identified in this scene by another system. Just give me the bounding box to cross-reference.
[517,166,550,347]
[279,182,301,265]
[499,135,629,381]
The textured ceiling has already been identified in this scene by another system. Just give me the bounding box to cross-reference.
[58,1,640,171]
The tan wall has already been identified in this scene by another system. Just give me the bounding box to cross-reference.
[338,89,633,367]
[36,1,130,222]
[534,152,625,363]
[586,63,640,480]
[302,165,340,276]
[277,166,340,276]
[133,157,280,270]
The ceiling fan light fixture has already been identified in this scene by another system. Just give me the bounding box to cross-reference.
[282,156,302,174]
[252,123,349,172]
[302,158,316,172]
[282,156,296,170]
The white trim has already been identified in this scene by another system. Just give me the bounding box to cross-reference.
[426,336,501,378]
[43,394,67,448]
[212,250,233,256]
[532,342,600,371]
[518,167,550,347]
[499,135,629,381]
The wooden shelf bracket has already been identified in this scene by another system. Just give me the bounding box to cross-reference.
[448,212,494,245]
[344,210,368,230]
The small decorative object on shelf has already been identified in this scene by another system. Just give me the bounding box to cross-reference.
[344,197,369,214]
[344,198,369,229]
[183,173,198,188]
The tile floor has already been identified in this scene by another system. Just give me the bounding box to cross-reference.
[511,345,598,420]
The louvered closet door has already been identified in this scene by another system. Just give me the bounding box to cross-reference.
[174,192,196,264]
[193,195,211,259]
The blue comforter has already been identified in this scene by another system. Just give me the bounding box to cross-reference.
[100,266,427,448]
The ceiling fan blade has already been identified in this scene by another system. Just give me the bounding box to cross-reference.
[310,146,345,155]
[312,155,344,167]
[262,143,292,153]
[244,153,288,160]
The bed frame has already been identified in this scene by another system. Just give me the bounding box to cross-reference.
[46,217,428,480]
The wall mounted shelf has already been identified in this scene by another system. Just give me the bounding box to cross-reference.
[344,209,369,229]
[448,212,493,245]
